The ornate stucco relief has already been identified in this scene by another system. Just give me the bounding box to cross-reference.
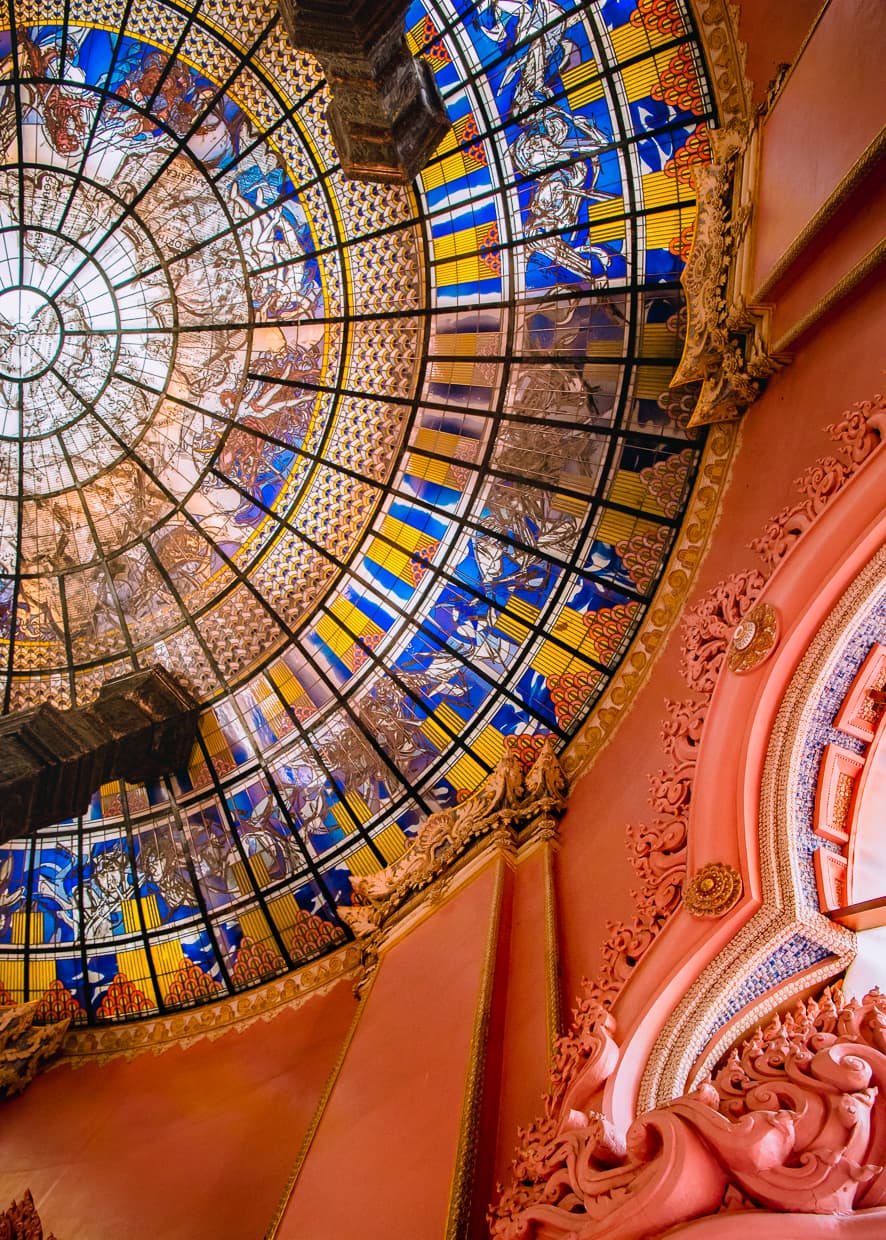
[494,393,885,1231]
[490,985,886,1238]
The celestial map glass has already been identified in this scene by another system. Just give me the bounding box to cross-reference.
[0,0,716,1025]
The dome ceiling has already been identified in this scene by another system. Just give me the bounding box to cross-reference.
[0,0,713,1022]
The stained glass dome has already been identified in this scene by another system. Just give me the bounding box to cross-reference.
[0,0,714,1023]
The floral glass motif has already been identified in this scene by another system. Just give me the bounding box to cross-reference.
[0,0,714,1021]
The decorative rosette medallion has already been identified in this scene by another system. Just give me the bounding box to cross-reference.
[727,602,779,673]
[683,861,743,918]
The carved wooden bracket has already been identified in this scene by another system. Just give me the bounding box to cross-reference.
[338,740,567,956]
[0,1001,69,1101]
[0,666,198,842]
[671,125,781,427]
[0,1190,57,1240]
[277,0,450,183]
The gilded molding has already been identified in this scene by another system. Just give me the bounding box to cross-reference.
[58,943,362,1067]
[339,742,567,958]
[445,857,506,1240]
[726,600,779,673]
[671,126,781,427]
[542,844,563,1056]
[690,0,751,127]
[773,236,886,355]
[754,126,886,302]
[0,1001,69,1099]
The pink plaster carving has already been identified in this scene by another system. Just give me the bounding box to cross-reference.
[750,393,885,570]
[749,456,850,570]
[584,698,707,1008]
[595,390,886,999]
[828,394,886,468]
[495,390,886,1234]
[834,643,886,744]
[630,699,707,918]
[680,569,767,694]
[660,1209,886,1237]
[491,988,886,1238]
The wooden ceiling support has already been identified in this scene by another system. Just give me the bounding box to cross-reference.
[277,0,450,182]
[0,668,198,843]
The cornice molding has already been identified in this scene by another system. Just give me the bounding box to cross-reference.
[56,942,362,1067]
[338,741,567,990]
[754,126,886,303]
[690,0,751,128]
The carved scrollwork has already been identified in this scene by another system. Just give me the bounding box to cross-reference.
[338,740,568,942]
[670,127,780,427]
[0,1189,57,1240]
[496,390,886,1230]
[0,1001,69,1101]
[749,394,885,570]
[587,697,707,1009]
[491,987,886,1237]
[681,568,768,694]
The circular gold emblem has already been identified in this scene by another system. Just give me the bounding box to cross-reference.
[683,862,743,917]
[727,602,779,673]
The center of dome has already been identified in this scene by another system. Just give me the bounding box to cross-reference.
[0,288,62,382]
[0,26,421,698]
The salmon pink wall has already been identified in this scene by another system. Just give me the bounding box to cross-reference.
[750,0,886,294]
[768,158,886,349]
[732,0,822,105]
[0,978,357,1240]
[279,860,503,1240]
[490,847,552,1193]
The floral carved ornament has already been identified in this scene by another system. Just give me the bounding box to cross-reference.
[491,986,886,1238]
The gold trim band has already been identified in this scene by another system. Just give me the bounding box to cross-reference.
[543,843,562,1056]
[772,236,886,354]
[59,944,362,1068]
[445,858,506,1240]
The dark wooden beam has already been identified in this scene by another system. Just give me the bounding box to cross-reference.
[0,668,198,843]
[278,0,450,183]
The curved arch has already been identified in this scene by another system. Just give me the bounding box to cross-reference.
[601,440,886,1127]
